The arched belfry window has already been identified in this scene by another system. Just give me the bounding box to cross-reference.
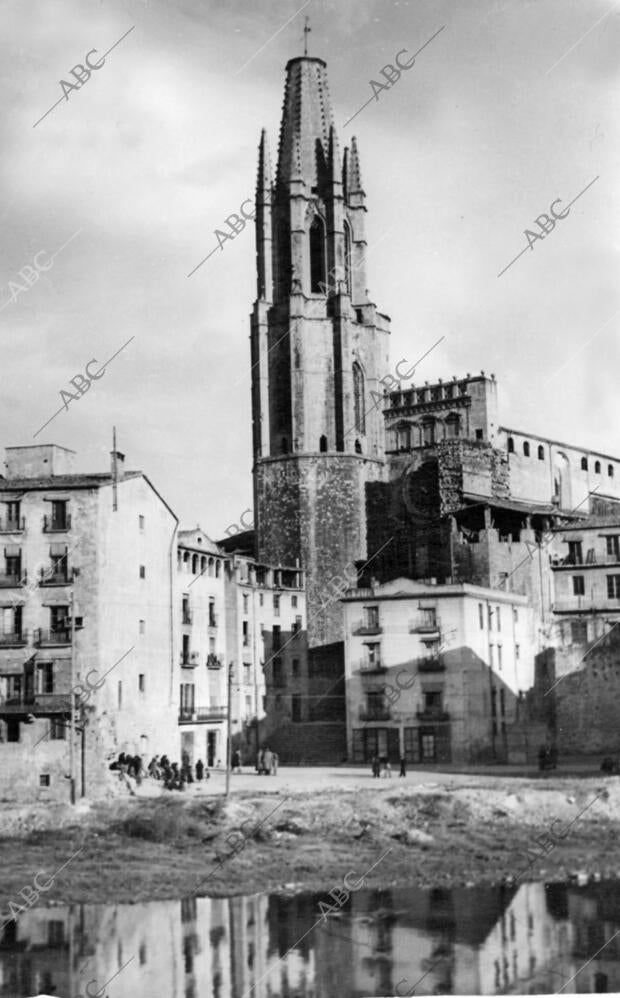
[353,362,365,434]
[310,216,326,293]
[344,221,352,295]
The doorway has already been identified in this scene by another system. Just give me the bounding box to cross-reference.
[207,731,217,768]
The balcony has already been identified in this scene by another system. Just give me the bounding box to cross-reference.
[34,628,71,647]
[39,568,71,587]
[180,651,199,669]
[206,654,222,670]
[0,631,27,647]
[353,620,382,636]
[0,572,25,588]
[43,514,71,532]
[416,709,450,722]
[359,660,387,674]
[359,705,392,721]
[409,616,440,634]
[181,610,193,625]
[0,518,24,534]
[418,657,445,673]
[0,694,72,717]
[179,704,227,723]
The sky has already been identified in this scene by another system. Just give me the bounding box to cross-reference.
[0,0,618,535]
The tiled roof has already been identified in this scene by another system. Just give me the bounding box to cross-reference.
[0,472,142,490]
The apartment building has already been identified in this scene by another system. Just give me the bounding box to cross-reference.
[222,550,306,762]
[342,577,536,764]
[0,444,179,802]
[176,528,228,768]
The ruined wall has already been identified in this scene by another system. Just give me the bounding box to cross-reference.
[534,628,620,754]
[438,439,510,517]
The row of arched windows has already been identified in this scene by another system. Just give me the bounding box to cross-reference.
[507,437,615,476]
[178,550,222,577]
[387,414,461,451]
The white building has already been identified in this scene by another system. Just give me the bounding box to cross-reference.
[342,577,537,764]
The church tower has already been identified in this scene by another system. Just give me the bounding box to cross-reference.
[251,55,390,653]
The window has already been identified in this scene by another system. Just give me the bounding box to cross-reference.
[507,437,514,453]
[364,605,380,629]
[365,642,381,667]
[421,607,436,627]
[607,575,620,599]
[273,659,284,686]
[139,515,145,530]
[273,595,280,616]
[37,662,54,694]
[422,420,435,446]
[4,546,21,578]
[606,536,620,560]
[50,500,68,530]
[537,445,545,460]
[243,663,252,686]
[496,606,501,631]
[139,565,145,579]
[292,658,300,678]
[581,457,588,471]
[182,634,190,663]
[595,461,601,474]
[50,718,66,740]
[513,608,518,623]
[609,465,614,478]
[245,695,252,719]
[500,688,506,717]
[243,594,249,614]
[49,546,68,581]
[353,362,365,434]
[515,644,520,660]
[39,774,51,787]
[475,428,484,441]
[343,221,352,294]
[446,414,461,438]
[139,619,145,634]
[487,605,492,630]
[423,690,443,713]
[573,576,585,596]
[523,441,530,457]
[291,595,298,608]
[497,646,503,671]
[208,600,216,627]
[319,434,327,452]
[139,944,147,965]
[50,605,69,635]
[292,694,302,722]
[242,621,249,647]
[5,500,21,530]
[571,620,587,643]
[478,603,484,629]
[310,215,326,293]
[568,541,583,565]
[138,674,145,692]
[118,681,122,708]
[489,644,494,667]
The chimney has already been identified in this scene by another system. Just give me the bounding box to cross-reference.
[110,449,125,481]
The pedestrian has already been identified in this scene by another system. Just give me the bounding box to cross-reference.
[257,749,265,774]
[399,756,406,778]
[263,746,273,775]
[196,759,204,782]
[271,751,278,776]
[132,754,143,786]
[231,749,240,773]
[371,755,380,778]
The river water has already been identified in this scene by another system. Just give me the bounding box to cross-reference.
[1,880,619,997]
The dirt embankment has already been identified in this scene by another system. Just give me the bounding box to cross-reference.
[1,777,619,909]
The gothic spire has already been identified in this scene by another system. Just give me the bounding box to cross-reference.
[276,56,334,187]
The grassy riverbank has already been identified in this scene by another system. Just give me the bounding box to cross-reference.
[1,774,620,909]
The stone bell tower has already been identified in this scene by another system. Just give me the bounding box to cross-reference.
[251,55,390,652]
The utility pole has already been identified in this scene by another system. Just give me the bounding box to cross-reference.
[69,590,76,805]
[225,661,233,797]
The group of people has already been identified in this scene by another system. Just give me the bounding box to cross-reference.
[371,756,407,778]
[110,751,213,791]
[256,746,278,775]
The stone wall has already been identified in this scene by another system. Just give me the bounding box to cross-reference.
[437,439,510,517]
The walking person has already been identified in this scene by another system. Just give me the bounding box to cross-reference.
[263,747,273,775]
[195,759,204,782]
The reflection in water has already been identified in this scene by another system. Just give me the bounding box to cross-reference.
[1,880,619,997]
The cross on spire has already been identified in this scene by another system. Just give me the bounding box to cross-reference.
[303,16,311,56]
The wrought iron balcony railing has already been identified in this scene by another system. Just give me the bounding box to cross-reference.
[0,572,25,588]
[0,631,27,646]
[0,694,72,716]
[0,518,25,533]
[359,705,391,721]
[34,628,71,646]
[179,704,227,722]
[43,514,72,532]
